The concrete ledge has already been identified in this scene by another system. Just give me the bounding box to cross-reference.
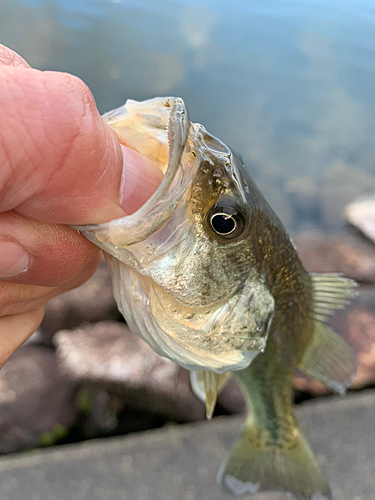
[0,391,374,500]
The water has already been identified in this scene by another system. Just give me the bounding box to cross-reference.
[1,0,375,231]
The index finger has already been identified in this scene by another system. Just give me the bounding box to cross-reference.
[0,46,163,225]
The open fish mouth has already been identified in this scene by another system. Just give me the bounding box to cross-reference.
[71,97,274,373]
[72,97,191,247]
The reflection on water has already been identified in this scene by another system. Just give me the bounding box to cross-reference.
[1,0,375,231]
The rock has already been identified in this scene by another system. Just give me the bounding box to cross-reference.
[345,196,375,244]
[331,285,375,389]
[75,387,167,439]
[292,230,375,394]
[55,321,205,423]
[284,176,320,230]
[0,391,373,500]
[216,377,246,415]
[22,329,43,346]
[294,231,375,283]
[293,284,375,396]
[256,179,294,229]
[41,260,119,342]
[320,161,375,229]
[0,346,78,454]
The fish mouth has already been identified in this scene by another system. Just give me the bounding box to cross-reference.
[71,97,192,249]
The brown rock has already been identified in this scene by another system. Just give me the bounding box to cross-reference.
[293,285,375,395]
[75,386,166,438]
[295,229,375,394]
[22,329,43,345]
[294,231,375,283]
[321,161,375,229]
[0,346,78,453]
[41,260,119,341]
[217,377,246,414]
[345,196,375,244]
[55,321,205,422]
[331,285,375,389]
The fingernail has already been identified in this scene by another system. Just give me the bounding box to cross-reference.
[0,240,30,278]
[119,145,163,215]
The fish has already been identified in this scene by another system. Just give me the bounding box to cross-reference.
[72,97,357,500]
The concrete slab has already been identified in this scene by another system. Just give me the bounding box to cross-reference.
[0,391,374,500]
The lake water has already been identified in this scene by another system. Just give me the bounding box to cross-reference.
[1,0,375,232]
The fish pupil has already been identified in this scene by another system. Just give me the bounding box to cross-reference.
[211,213,236,235]
[206,199,246,240]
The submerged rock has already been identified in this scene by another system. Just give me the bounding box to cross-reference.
[320,161,375,229]
[284,175,320,230]
[345,196,375,245]
[294,231,375,283]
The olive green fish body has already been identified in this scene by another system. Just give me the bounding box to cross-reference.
[218,203,356,499]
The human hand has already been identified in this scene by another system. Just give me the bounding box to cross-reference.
[0,44,163,366]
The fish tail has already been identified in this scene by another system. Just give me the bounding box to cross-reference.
[218,417,331,500]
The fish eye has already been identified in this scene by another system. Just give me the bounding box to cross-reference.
[206,201,246,240]
[210,213,236,235]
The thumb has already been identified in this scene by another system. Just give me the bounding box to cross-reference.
[0,63,163,225]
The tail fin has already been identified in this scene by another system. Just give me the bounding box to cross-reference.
[218,420,331,500]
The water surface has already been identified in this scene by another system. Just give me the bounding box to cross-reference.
[1,0,375,231]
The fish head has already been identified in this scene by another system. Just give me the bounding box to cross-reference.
[73,97,275,373]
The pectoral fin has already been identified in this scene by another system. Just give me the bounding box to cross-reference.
[300,273,358,394]
[299,322,357,395]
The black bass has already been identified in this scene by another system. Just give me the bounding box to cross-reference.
[73,97,356,500]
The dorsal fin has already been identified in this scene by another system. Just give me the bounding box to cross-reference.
[310,273,358,322]
[299,273,358,395]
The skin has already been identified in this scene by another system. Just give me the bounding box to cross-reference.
[0,44,163,368]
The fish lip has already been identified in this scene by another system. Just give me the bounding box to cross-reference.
[71,97,190,247]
